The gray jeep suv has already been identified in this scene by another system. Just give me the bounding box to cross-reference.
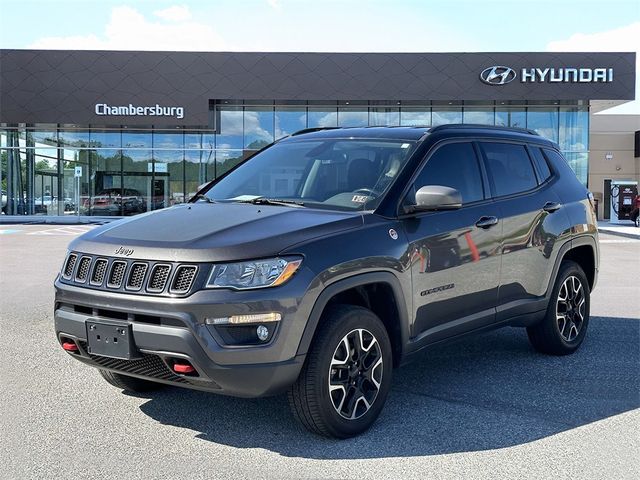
[55,125,599,438]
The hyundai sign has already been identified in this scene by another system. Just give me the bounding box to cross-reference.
[481,66,614,85]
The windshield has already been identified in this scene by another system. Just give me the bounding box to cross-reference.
[203,138,416,211]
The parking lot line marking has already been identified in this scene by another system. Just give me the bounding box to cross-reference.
[26,226,96,236]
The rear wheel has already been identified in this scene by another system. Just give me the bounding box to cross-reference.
[98,369,164,392]
[527,260,590,355]
[288,305,393,438]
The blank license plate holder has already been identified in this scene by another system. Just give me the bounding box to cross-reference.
[86,320,140,360]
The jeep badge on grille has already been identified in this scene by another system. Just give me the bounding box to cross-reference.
[114,246,134,257]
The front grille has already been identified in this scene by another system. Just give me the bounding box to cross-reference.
[75,257,92,283]
[60,252,200,297]
[170,266,197,293]
[90,259,108,285]
[107,261,127,288]
[148,264,171,292]
[126,263,148,290]
[63,254,77,278]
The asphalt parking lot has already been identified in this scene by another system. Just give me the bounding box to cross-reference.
[1,224,638,480]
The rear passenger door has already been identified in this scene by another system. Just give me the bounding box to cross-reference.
[479,142,566,320]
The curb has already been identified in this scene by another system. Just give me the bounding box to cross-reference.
[0,215,117,225]
[597,227,640,240]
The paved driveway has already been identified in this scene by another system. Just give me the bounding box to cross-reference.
[1,225,638,479]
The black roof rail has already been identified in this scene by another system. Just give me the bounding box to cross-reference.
[428,124,540,136]
[290,127,340,137]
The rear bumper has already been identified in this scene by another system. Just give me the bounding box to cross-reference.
[53,274,318,397]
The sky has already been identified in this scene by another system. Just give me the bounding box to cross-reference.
[0,0,638,113]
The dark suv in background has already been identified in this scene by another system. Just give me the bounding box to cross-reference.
[55,125,598,438]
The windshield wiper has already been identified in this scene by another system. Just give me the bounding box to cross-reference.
[239,197,305,207]
[192,194,215,204]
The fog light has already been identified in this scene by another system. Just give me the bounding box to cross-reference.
[256,325,269,341]
[206,312,282,325]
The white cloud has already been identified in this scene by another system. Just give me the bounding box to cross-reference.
[29,5,226,51]
[154,5,192,22]
[547,22,640,115]
[266,0,282,10]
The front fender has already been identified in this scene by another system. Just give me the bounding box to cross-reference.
[295,271,411,362]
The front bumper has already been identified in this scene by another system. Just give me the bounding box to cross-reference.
[54,269,321,397]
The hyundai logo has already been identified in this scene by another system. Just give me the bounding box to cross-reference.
[480,66,517,85]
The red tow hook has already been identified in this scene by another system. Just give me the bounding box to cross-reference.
[172,363,195,374]
[62,341,79,352]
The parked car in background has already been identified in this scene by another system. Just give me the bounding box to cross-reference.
[1,190,6,213]
[632,194,640,227]
[34,195,57,214]
[90,188,145,216]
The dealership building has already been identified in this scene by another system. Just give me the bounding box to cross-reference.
[0,49,636,218]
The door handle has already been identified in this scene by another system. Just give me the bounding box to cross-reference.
[542,201,561,213]
[475,216,499,229]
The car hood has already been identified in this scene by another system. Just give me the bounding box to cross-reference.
[69,203,363,262]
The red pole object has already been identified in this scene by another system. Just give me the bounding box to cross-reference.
[465,232,480,263]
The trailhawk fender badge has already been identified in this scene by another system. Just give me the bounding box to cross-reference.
[388,229,398,240]
[420,284,455,296]
[114,246,135,257]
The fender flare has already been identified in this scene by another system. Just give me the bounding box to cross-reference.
[545,235,598,299]
[296,271,411,362]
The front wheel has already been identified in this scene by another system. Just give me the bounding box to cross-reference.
[527,260,590,355]
[288,305,393,438]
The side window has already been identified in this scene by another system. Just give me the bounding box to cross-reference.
[410,142,484,204]
[530,147,552,183]
[481,142,537,197]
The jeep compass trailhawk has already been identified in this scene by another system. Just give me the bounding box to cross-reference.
[55,125,599,438]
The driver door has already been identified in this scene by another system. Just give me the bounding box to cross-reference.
[401,141,502,343]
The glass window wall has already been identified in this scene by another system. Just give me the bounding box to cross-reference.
[400,108,431,126]
[369,108,400,126]
[495,108,526,128]
[308,108,337,128]
[527,108,559,142]
[0,103,592,217]
[463,108,494,125]
[275,107,307,139]
[559,107,589,152]
[244,107,274,150]
[337,108,368,127]
[432,108,462,126]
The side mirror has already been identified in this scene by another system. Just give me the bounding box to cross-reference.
[412,185,462,212]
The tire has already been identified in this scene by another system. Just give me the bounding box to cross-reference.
[527,260,590,355]
[288,304,393,438]
[98,369,164,392]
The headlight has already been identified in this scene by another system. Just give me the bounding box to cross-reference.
[206,257,302,290]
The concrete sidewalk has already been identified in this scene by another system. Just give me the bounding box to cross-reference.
[598,221,640,240]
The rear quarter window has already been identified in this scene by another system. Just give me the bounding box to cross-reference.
[530,147,552,183]
[481,142,537,197]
